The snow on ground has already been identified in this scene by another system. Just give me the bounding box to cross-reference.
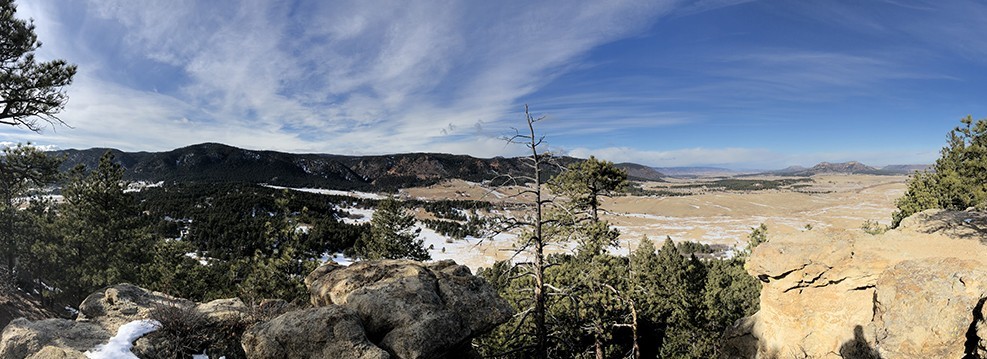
[124,181,164,193]
[184,252,210,266]
[337,206,375,225]
[263,185,384,200]
[85,320,161,359]
[321,252,356,266]
[192,353,225,359]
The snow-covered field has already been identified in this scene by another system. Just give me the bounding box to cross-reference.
[327,204,519,270]
[306,174,908,271]
[263,184,384,200]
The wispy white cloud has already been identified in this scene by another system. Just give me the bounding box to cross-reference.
[2,0,978,169]
[6,0,722,155]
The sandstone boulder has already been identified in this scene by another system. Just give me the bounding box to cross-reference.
[196,297,248,323]
[0,318,109,359]
[723,209,987,358]
[28,346,88,359]
[242,306,390,359]
[0,290,60,331]
[306,259,514,359]
[2,260,515,359]
[77,283,189,333]
[2,284,250,358]
[874,258,987,358]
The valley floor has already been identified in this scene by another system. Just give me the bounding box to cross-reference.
[394,174,907,269]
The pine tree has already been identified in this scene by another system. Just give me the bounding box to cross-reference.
[548,156,628,222]
[234,194,319,302]
[0,0,77,132]
[0,144,60,282]
[893,116,987,227]
[547,155,629,358]
[354,196,429,261]
[54,152,152,303]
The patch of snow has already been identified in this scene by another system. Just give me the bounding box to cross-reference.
[85,319,161,359]
[0,142,60,151]
[192,352,225,359]
[322,252,356,266]
[184,252,210,266]
[263,185,384,200]
[336,206,375,225]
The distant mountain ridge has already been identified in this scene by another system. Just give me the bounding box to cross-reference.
[54,143,661,191]
[615,163,666,181]
[767,161,930,176]
[654,166,758,177]
[878,164,932,173]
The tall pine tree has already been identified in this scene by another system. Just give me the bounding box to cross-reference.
[54,152,152,303]
[0,144,60,285]
[354,196,429,261]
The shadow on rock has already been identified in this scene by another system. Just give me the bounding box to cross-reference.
[838,325,880,359]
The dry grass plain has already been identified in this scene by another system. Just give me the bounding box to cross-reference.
[400,174,908,267]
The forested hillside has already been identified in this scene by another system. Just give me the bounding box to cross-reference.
[55,143,656,191]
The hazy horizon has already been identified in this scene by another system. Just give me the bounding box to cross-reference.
[2,0,984,168]
[5,140,935,171]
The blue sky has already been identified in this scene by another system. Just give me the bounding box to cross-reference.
[3,0,986,169]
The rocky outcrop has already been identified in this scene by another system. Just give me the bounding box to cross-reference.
[0,284,247,358]
[0,318,108,358]
[241,306,390,359]
[77,283,190,333]
[0,291,60,331]
[723,209,987,358]
[2,260,513,359]
[302,259,514,359]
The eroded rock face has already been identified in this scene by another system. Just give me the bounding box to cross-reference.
[723,209,987,358]
[242,306,390,359]
[874,258,987,358]
[306,259,514,359]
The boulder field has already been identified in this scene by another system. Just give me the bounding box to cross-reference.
[722,209,987,358]
[0,259,513,359]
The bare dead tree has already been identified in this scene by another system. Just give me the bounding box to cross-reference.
[468,104,566,358]
[503,104,552,358]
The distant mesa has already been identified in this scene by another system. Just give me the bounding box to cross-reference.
[811,161,877,173]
